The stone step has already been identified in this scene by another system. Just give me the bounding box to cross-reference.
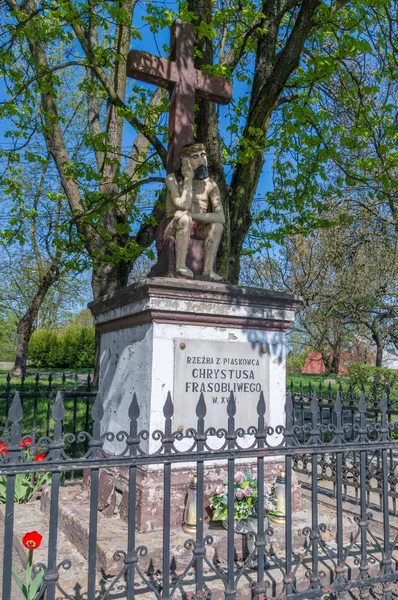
[39,479,361,595]
[40,482,252,578]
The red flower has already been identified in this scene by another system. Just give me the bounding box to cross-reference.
[22,531,43,550]
[0,442,7,455]
[35,454,45,462]
[21,437,32,449]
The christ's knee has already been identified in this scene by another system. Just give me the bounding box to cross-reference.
[177,213,192,232]
[211,222,223,240]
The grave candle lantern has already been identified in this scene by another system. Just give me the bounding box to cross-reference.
[270,469,286,524]
[182,473,197,534]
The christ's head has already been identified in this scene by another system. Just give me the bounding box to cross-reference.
[180,143,209,180]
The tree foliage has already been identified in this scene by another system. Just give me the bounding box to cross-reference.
[0,0,383,291]
[28,325,95,369]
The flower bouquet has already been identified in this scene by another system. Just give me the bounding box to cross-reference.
[210,470,276,567]
[209,470,277,524]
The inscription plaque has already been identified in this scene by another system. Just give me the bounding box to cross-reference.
[174,339,267,430]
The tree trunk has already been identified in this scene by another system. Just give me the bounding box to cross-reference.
[11,266,60,377]
[91,260,132,387]
[330,352,340,376]
[373,334,384,368]
[12,318,34,377]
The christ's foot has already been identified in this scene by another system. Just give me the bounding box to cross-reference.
[177,266,194,278]
[204,270,223,281]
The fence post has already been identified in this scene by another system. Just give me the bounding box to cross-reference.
[125,393,140,598]
[226,392,237,600]
[284,389,295,596]
[162,392,173,599]
[2,392,22,600]
[44,391,65,600]
[87,392,104,598]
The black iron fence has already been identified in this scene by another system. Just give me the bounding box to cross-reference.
[292,383,398,516]
[0,372,96,443]
[0,386,397,599]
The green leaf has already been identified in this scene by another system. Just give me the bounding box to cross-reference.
[12,569,28,597]
[28,568,44,600]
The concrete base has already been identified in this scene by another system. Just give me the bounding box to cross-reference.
[88,278,301,533]
[88,277,300,452]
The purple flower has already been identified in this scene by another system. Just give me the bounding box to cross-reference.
[244,486,253,497]
[235,488,244,500]
[265,500,275,511]
[215,484,225,495]
[234,471,244,485]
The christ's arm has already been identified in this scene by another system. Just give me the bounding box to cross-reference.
[165,169,193,212]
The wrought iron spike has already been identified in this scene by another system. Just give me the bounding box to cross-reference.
[52,391,65,422]
[196,393,207,419]
[257,391,265,417]
[386,382,391,408]
[9,392,23,423]
[290,380,294,394]
[212,548,220,566]
[129,393,140,420]
[358,389,366,415]
[380,392,387,415]
[227,391,236,417]
[170,556,177,573]
[91,393,104,422]
[334,391,342,416]
[310,391,318,415]
[285,391,293,416]
[35,372,40,383]
[164,391,174,418]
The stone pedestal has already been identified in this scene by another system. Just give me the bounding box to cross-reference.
[88,278,301,531]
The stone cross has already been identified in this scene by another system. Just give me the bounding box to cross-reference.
[126,19,232,173]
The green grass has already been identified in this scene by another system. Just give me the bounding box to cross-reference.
[287,373,398,404]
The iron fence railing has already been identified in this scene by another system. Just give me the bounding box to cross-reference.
[292,383,398,517]
[0,372,96,443]
[0,386,397,598]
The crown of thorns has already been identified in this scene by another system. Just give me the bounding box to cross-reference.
[180,143,206,157]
